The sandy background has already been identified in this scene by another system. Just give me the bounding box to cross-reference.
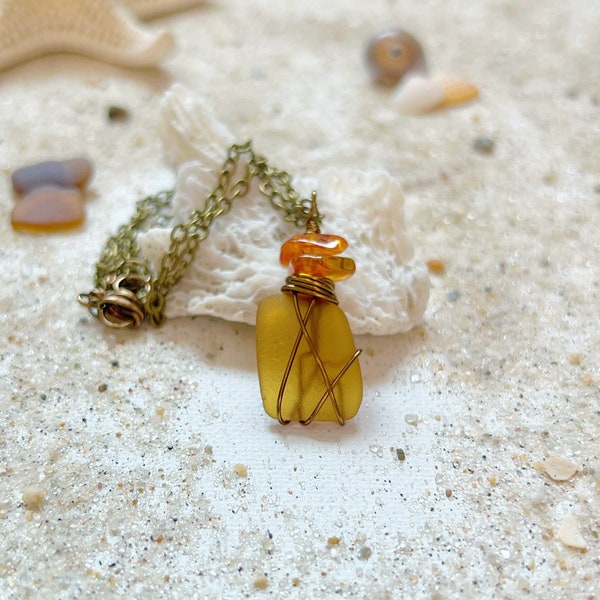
[0,0,599,598]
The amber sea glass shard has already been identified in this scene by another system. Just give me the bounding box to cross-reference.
[256,293,362,424]
[280,232,348,266]
[11,186,85,233]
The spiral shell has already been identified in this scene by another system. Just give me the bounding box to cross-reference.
[367,29,426,86]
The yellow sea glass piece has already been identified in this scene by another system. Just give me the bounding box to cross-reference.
[291,255,356,281]
[280,232,348,266]
[256,293,362,424]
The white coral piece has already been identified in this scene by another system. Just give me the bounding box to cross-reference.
[0,0,174,71]
[158,85,235,171]
[138,86,429,335]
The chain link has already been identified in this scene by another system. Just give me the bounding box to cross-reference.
[79,140,320,328]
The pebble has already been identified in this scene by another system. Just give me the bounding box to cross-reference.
[426,258,446,275]
[11,186,85,233]
[234,464,248,477]
[404,414,418,426]
[22,486,45,511]
[542,456,578,481]
[254,575,269,589]
[472,136,495,155]
[11,158,93,195]
[557,514,587,550]
[107,105,130,122]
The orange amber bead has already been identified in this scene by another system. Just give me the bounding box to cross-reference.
[280,232,348,266]
[291,255,356,281]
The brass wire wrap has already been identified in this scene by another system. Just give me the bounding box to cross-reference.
[281,274,338,305]
[79,140,321,329]
[275,286,362,425]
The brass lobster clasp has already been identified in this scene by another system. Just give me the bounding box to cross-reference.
[78,275,147,329]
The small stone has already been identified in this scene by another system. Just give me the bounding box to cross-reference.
[446,290,460,302]
[426,258,446,275]
[396,448,406,461]
[542,456,578,481]
[11,186,85,233]
[234,464,248,477]
[107,105,130,122]
[404,414,418,426]
[359,546,372,560]
[22,486,44,511]
[557,514,587,550]
[327,536,341,546]
[11,158,93,195]
[472,136,495,155]
[254,575,269,590]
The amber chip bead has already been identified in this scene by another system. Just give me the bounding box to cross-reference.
[256,293,362,424]
[11,186,85,233]
[280,232,348,266]
[11,158,93,195]
[291,254,356,281]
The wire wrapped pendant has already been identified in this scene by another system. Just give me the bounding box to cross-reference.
[256,193,363,425]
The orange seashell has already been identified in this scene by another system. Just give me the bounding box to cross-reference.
[367,29,426,86]
[437,75,479,106]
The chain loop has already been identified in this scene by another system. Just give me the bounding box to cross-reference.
[79,141,321,328]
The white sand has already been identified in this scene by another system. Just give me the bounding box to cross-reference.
[0,0,598,597]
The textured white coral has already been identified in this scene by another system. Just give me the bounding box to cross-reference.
[138,86,429,335]
[0,0,174,71]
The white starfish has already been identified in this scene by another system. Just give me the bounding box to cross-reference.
[0,0,174,71]
[125,0,206,20]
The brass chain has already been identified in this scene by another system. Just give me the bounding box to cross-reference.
[79,140,320,328]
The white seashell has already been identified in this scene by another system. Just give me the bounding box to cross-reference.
[393,74,479,115]
[140,87,430,336]
[557,514,587,550]
[126,0,207,20]
[392,75,445,115]
[542,456,578,481]
[158,84,235,171]
[0,0,174,71]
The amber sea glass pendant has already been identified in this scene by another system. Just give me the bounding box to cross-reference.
[256,192,363,425]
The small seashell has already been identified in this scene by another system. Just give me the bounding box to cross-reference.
[436,74,479,107]
[542,456,578,481]
[394,74,479,114]
[11,186,85,233]
[557,514,587,550]
[367,29,426,86]
[393,75,445,115]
